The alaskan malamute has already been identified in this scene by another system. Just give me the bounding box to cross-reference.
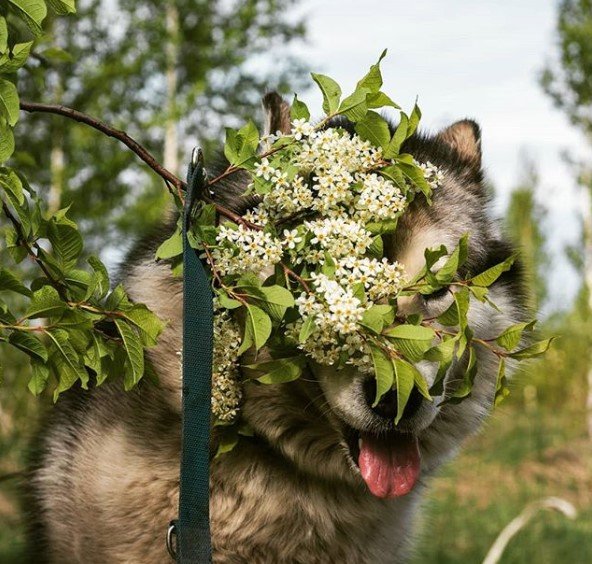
[29,93,524,563]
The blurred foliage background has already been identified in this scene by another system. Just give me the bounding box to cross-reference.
[2,0,592,562]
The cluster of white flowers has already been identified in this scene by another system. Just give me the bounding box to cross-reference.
[335,256,406,302]
[296,126,383,173]
[353,173,406,222]
[175,309,242,422]
[211,224,283,276]
[211,309,243,422]
[418,160,445,190]
[209,118,444,393]
[289,273,366,365]
[301,217,373,261]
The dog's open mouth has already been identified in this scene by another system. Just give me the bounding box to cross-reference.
[345,427,421,499]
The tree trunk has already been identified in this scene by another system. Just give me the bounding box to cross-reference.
[581,176,592,439]
[48,20,65,214]
[164,1,179,174]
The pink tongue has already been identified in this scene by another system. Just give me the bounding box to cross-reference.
[358,433,421,498]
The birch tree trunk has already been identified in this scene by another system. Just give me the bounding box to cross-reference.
[581,174,592,440]
[164,1,180,174]
[48,20,65,214]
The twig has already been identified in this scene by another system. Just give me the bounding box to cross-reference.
[19,101,262,229]
[1,200,69,301]
[20,101,185,198]
[0,470,25,484]
[482,497,577,564]
[282,264,311,293]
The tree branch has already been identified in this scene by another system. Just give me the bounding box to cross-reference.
[20,101,185,199]
[18,101,262,229]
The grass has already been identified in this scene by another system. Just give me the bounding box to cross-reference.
[412,391,592,563]
[1,376,591,562]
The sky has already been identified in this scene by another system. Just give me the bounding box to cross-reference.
[288,0,586,313]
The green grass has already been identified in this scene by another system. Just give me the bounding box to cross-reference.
[412,396,592,563]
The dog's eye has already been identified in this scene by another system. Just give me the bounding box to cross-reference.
[422,287,449,302]
[421,287,453,315]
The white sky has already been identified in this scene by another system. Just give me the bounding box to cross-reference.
[290,0,586,313]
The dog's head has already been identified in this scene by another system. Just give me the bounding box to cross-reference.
[215,93,525,499]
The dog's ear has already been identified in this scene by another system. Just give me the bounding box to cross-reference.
[437,120,481,168]
[262,92,291,136]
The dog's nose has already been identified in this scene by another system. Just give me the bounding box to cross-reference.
[363,378,423,422]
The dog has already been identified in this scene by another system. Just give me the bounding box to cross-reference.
[29,92,525,563]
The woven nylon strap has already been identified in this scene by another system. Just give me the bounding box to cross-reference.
[177,150,213,563]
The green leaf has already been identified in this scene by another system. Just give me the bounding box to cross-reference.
[243,303,272,352]
[360,309,382,334]
[509,338,554,360]
[0,120,15,163]
[0,267,31,296]
[114,319,145,389]
[215,426,239,457]
[393,358,416,425]
[0,18,7,53]
[354,111,391,150]
[104,284,131,311]
[25,286,66,319]
[406,102,422,139]
[399,161,433,200]
[311,73,341,115]
[224,121,259,168]
[366,91,400,110]
[424,336,457,364]
[28,360,50,395]
[241,284,294,323]
[7,0,47,36]
[257,285,295,308]
[413,369,432,402]
[123,305,165,347]
[9,330,47,362]
[385,113,408,157]
[361,305,393,334]
[47,220,83,270]
[435,234,469,283]
[217,290,241,310]
[86,255,110,300]
[47,328,87,397]
[338,87,370,121]
[494,358,509,407]
[247,356,305,384]
[422,245,448,271]
[470,255,515,287]
[437,288,470,329]
[384,324,435,363]
[495,320,536,351]
[369,343,394,406]
[46,0,76,15]
[0,41,33,72]
[384,324,435,341]
[40,46,74,63]
[299,316,316,343]
[0,169,24,204]
[468,285,489,302]
[83,333,107,373]
[0,78,19,127]
[445,346,478,403]
[357,49,387,93]
[155,228,183,260]
[290,93,310,121]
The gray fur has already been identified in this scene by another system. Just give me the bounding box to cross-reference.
[29,99,525,563]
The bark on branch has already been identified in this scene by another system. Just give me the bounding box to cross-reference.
[19,101,258,228]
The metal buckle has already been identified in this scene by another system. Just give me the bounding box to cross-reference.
[166,520,178,560]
